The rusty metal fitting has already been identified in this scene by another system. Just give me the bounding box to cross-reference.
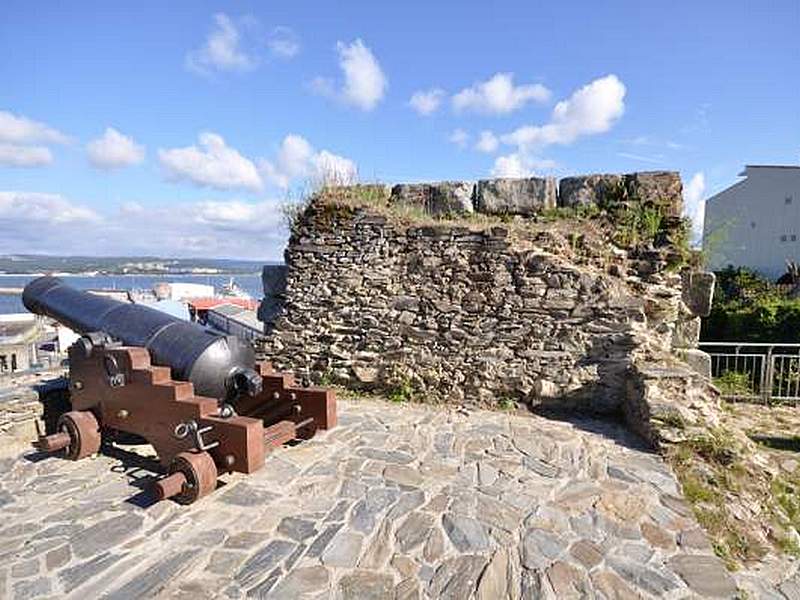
[153,471,188,501]
[36,432,71,452]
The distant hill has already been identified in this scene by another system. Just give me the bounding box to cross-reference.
[0,254,275,275]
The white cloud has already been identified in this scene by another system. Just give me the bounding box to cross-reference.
[112,198,286,258]
[313,150,358,185]
[617,151,663,164]
[0,191,99,225]
[0,111,69,145]
[452,73,551,115]
[0,191,289,259]
[0,111,68,167]
[193,199,276,231]
[448,129,469,149]
[475,131,499,153]
[186,13,257,74]
[268,26,300,58]
[624,136,685,152]
[309,76,336,98]
[260,134,356,188]
[120,201,144,215]
[158,132,262,192]
[313,39,387,111]
[501,74,626,149]
[491,154,526,178]
[0,144,53,167]
[491,153,557,178]
[116,197,287,258]
[0,192,287,259]
[86,128,145,170]
[338,39,387,110]
[409,89,445,116]
[684,171,706,246]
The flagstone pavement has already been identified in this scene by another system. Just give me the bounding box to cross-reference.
[0,398,794,599]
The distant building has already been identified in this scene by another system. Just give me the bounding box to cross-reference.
[0,314,40,374]
[703,165,800,278]
[206,303,263,341]
[153,282,215,301]
[187,297,260,324]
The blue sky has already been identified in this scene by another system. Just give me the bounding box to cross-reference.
[0,0,798,260]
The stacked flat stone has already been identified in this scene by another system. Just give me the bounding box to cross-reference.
[383,171,683,216]
[673,271,716,378]
[261,171,708,416]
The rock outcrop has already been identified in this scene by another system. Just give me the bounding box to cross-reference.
[559,174,624,208]
[474,177,557,215]
[389,182,473,215]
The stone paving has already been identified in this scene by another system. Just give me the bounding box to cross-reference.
[0,398,754,599]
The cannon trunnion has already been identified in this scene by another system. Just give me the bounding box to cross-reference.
[25,277,337,505]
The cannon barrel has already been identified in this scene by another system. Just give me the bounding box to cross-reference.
[23,276,261,400]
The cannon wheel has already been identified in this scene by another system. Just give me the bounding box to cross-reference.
[168,451,217,505]
[58,410,101,460]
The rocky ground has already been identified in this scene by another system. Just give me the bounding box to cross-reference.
[2,396,788,599]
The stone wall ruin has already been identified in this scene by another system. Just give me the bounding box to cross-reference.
[259,171,714,417]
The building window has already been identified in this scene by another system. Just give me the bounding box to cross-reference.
[793,235,798,242]
[781,235,788,242]
[10,354,16,371]
[751,221,757,228]
[786,196,793,205]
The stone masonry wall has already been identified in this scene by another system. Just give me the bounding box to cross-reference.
[261,171,713,414]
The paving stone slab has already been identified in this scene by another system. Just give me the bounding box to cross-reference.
[268,565,330,598]
[103,549,201,600]
[442,513,491,552]
[0,398,791,598]
[668,554,737,597]
[59,551,125,593]
[71,512,144,559]
[429,554,488,600]
[235,540,296,588]
[338,569,394,600]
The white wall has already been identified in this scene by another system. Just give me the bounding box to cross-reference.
[703,167,800,278]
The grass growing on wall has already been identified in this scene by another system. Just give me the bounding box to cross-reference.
[297,180,694,260]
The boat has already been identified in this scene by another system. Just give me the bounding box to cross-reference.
[219,277,253,299]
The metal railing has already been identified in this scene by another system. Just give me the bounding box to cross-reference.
[699,342,800,404]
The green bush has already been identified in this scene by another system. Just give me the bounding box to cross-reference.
[702,267,800,343]
[714,371,754,396]
[388,378,415,403]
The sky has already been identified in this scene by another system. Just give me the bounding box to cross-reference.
[0,0,798,261]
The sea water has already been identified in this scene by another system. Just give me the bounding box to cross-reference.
[0,273,265,315]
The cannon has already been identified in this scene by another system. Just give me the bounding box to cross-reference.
[25,276,336,504]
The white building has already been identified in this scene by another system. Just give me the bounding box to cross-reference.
[153,282,215,301]
[703,165,800,278]
[0,314,40,374]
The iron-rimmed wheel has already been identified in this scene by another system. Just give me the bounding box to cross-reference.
[167,451,217,505]
[57,410,101,460]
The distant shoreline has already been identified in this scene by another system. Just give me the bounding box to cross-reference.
[0,271,262,277]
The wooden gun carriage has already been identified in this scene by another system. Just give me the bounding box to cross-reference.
[25,276,336,504]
